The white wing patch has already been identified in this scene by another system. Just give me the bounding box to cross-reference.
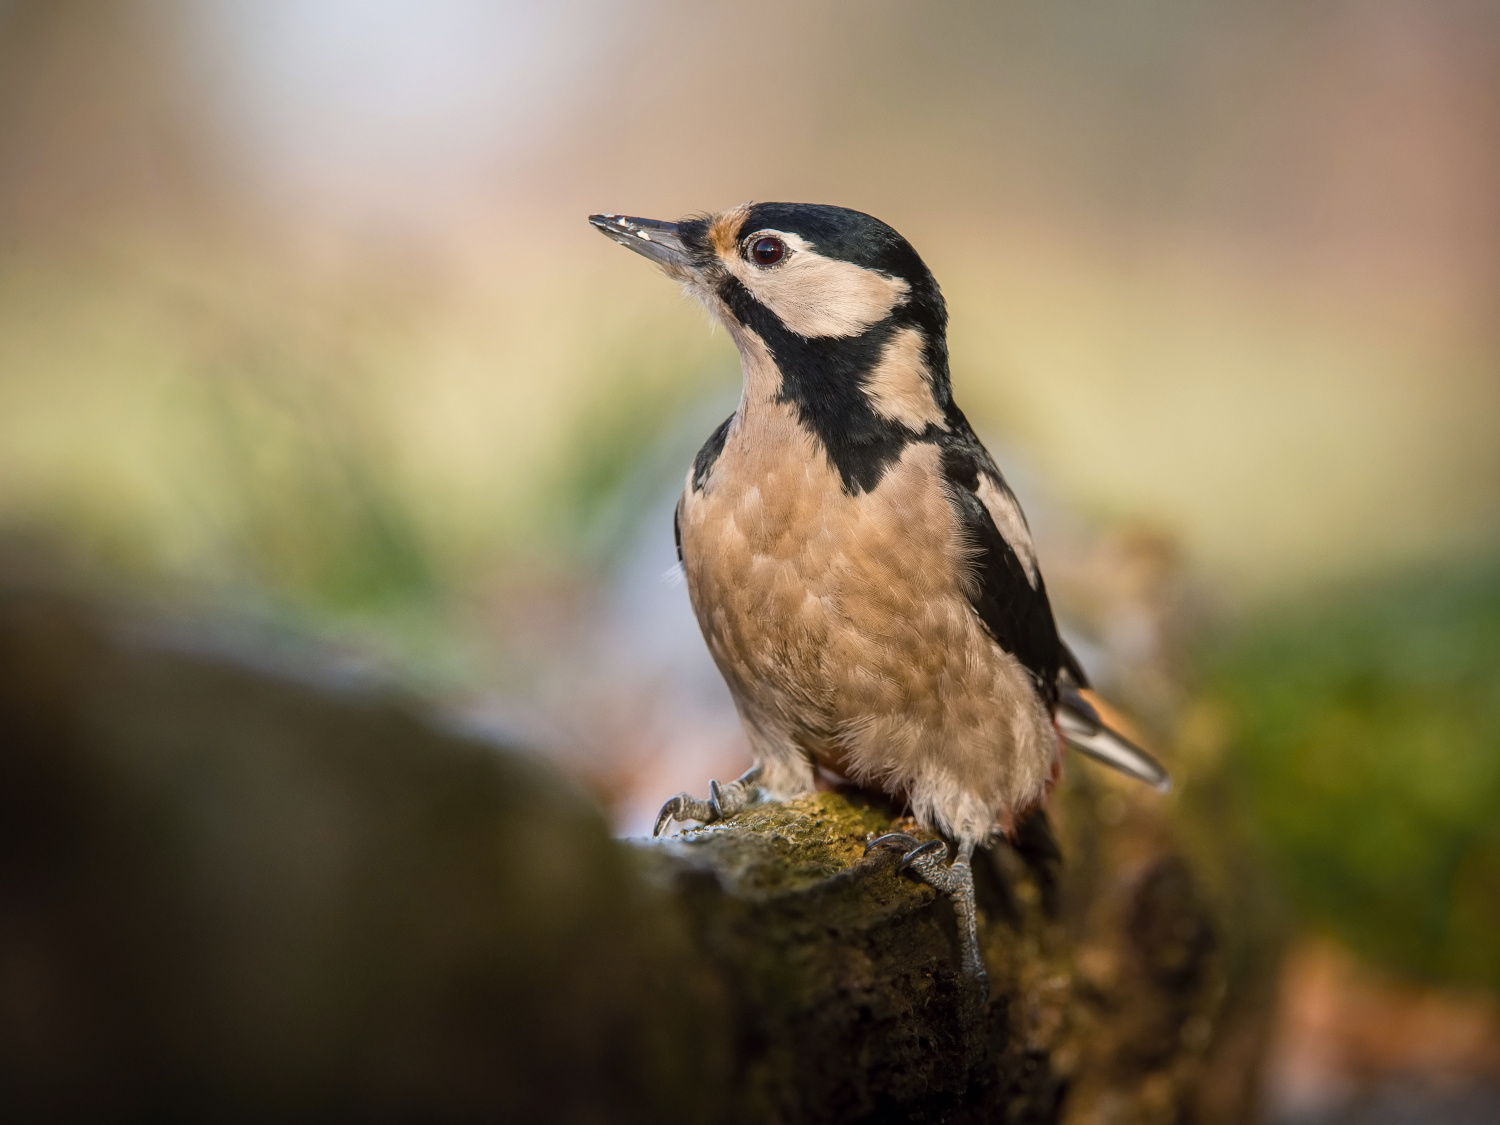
[975,474,1038,588]
[863,327,947,432]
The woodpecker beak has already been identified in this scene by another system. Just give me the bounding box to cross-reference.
[588,214,692,275]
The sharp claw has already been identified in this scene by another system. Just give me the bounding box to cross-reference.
[864,831,921,856]
[899,839,948,871]
[708,779,724,821]
[653,795,684,837]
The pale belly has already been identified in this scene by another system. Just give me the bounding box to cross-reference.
[677,411,1055,837]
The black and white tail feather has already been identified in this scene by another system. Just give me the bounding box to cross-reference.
[1056,683,1171,792]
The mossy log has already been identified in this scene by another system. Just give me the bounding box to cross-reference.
[0,582,1272,1123]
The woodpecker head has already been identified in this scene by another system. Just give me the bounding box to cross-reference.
[590,203,956,491]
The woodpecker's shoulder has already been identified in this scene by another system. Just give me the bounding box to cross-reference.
[676,413,733,564]
[691,414,733,493]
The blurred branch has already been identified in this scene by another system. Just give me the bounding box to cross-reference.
[0,566,1276,1123]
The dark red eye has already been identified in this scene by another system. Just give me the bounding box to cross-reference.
[751,236,786,266]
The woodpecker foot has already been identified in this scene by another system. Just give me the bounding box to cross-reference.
[865,833,988,987]
[653,764,764,837]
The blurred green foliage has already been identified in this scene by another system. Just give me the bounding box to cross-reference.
[1211,555,1500,989]
[190,340,438,614]
[545,360,735,568]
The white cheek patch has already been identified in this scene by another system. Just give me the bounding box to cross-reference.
[863,327,946,432]
[976,475,1039,588]
[723,232,910,338]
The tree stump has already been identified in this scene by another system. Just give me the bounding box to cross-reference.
[0,580,1274,1123]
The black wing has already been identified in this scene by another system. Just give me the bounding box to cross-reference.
[936,421,1072,707]
[938,420,1172,787]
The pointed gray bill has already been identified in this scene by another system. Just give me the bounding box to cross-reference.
[588,214,692,273]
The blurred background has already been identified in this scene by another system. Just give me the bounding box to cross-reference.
[1,0,1497,1119]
